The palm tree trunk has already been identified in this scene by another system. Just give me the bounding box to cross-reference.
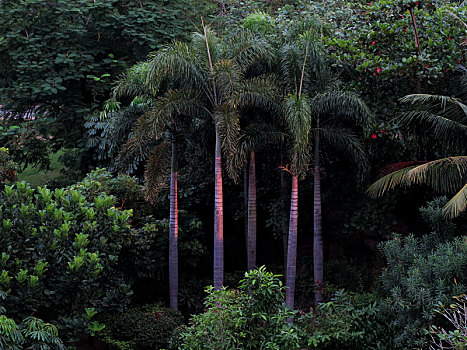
[214,128,224,290]
[247,151,257,271]
[169,136,178,310]
[244,163,249,252]
[313,128,324,304]
[285,175,298,310]
[281,153,289,275]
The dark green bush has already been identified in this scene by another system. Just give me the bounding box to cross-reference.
[100,304,183,350]
[378,234,467,348]
[298,290,391,350]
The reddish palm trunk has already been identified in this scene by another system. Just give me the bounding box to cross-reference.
[247,151,257,271]
[214,128,224,290]
[244,164,249,249]
[285,175,298,310]
[169,138,178,310]
[313,129,323,304]
[281,153,289,274]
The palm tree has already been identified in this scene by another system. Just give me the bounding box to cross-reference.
[143,23,273,290]
[233,121,284,271]
[280,32,372,309]
[103,63,205,311]
[367,93,467,218]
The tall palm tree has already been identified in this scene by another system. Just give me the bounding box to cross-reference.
[143,24,273,290]
[280,32,372,309]
[103,63,205,311]
[233,121,284,271]
[368,93,467,218]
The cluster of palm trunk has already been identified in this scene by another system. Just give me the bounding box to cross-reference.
[110,21,373,311]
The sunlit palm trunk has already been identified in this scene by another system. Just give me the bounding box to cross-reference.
[214,128,224,290]
[313,129,323,304]
[244,164,249,252]
[281,153,289,275]
[285,175,298,310]
[169,137,178,310]
[247,151,257,271]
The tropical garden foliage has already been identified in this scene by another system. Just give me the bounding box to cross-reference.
[0,0,466,349]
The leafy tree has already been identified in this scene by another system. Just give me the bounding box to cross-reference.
[0,0,213,169]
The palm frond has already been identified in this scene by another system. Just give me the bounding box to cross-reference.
[235,75,282,114]
[230,123,286,177]
[317,126,368,176]
[143,143,169,204]
[400,94,467,122]
[215,105,241,180]
[112,61,154,99]
[377,161,428,177]
[214,59,242,103]
[311,91,374,134]
[405,156,467,193]
[226,29,275,72]
[147,41,208,92]
[443,183,467,219]
[366,166,416,198]
[284,93,312,178]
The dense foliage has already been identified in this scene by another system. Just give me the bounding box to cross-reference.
[180,267,301,350]
[0,181,133,338]
[1,0,466,348]
[100,304,183,350]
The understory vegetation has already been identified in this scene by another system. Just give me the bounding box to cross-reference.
[0,0,466,349]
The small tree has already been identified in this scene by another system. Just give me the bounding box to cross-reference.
[180,267,301,350]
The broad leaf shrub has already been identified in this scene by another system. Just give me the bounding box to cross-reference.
[378,234,467,348]
[298,291,391,350]
[99,303,183,350]
[180,267,301,350]
[0,181,133,340]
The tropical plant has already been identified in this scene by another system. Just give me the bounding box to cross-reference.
[298,290,389,349]
[378,233,467,348]
[0,181,133,340]
[280,24,372,308]
[367,92,467,219]
[140,23,274,290]
[0,315,66,350]
[429,295,467,350]
[179,266,301,350]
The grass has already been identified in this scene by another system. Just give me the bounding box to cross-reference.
[18,150,65,186]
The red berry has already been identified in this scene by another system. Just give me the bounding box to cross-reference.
[403,28,407,32]
[373,73,377,76]
[371,134,377,139]
[371,41,376,45]
[377,67,382,73]
[449,37,452,41]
